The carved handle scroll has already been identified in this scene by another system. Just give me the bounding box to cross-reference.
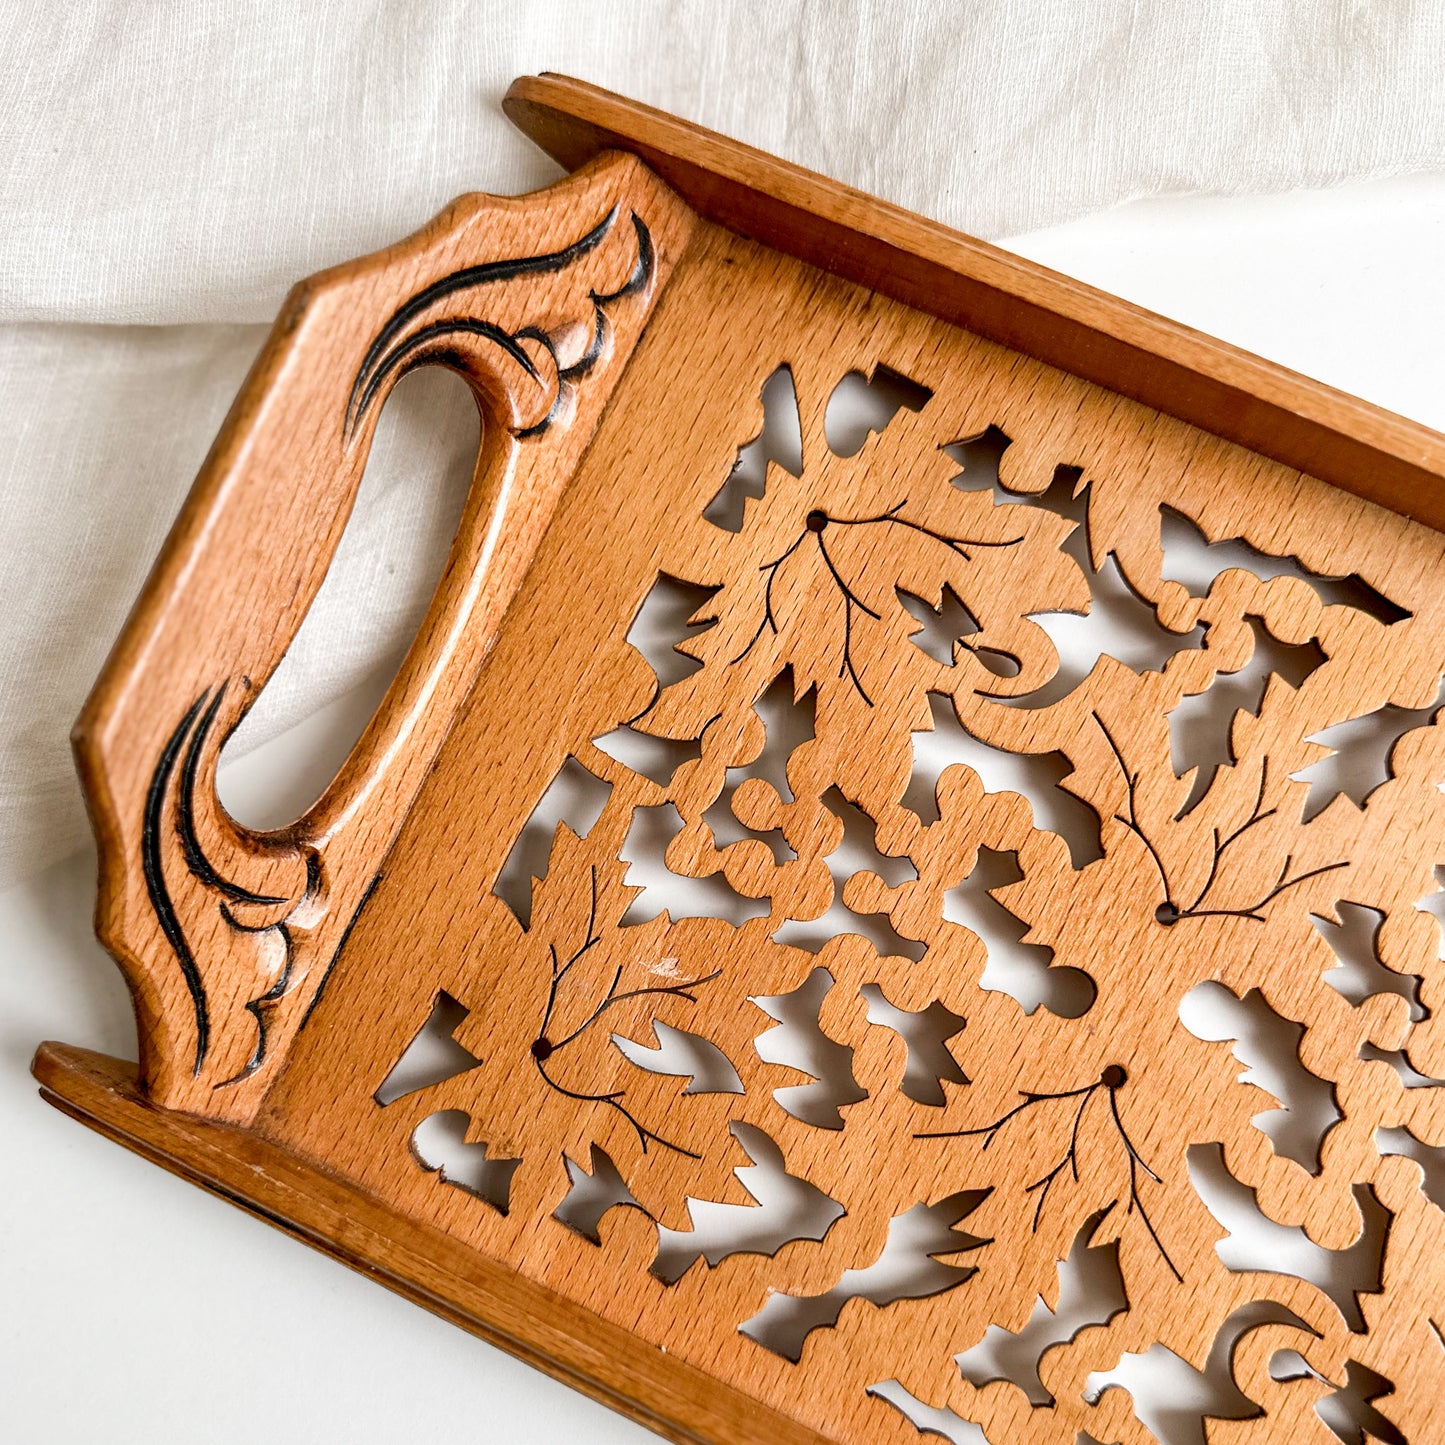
[76,152,693,1122]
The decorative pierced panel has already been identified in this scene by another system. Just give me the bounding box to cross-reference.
[241,218,1443,1444]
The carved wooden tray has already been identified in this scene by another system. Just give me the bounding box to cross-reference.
[35,75,1445,1445]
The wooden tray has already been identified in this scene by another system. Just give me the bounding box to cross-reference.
[35,75,1445,1444]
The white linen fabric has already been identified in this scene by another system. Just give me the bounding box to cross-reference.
[3,0,1444,887]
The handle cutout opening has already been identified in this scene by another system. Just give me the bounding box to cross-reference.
[217,366,481,830]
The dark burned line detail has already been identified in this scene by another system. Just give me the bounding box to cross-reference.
[351,204,618,411]
[919,1063,1181,1280]
[143,691,215,1075]
[177,682,288,906]
[530,866,721,1157]
[298,869,384,1036]
[1094,712,1347,925]
[732,501,1024,705]
[215,906,295,1087]
[346,207,654,438]
[145,683,381,1084]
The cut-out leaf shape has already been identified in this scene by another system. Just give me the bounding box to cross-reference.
[611,1019,744,1095]
[897,584,981,666]
[945,423,1011,495]
[733,501,1043,707]
[702,667,813,858]
[943,454,1205,706]
[621,802,768,927]
[1101,719,1349,926]
[1085,1300,1317,1445]
[1179,982,1342,1175]
[1269,1353,1407,1445]
[942,846,1095,1019]
[704,363,801,531]
[752,966,869,1129]
[1312,902,1427,1022]
[375,991,483,1105]
[861,983,968,1106]
[1160,505,1411,625]
[866,1382,988,1445]
[740,1189,992,1361]
[823,363,932,457]
[954,1204,1127,1406]
[493,757,611,926]
[920,1063,1177,1278]
[624,572,720,693]
[1291,677,1445,823]
[553,1143,648,1245]
[1376,1124,1445,1211]
[773,787,923,960]
[1187,1142,1389,1331]
[592,724,702,787]
[522,852,725,1159]
[909,692,1104,867]
[1169,615,1327,816]
[410,1109,521,1216]
[651,1122,844,1284]
[674,393,1081,713]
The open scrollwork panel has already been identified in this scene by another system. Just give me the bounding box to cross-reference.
[35,76,1445,1445]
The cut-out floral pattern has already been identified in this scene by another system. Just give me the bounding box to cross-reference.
[362,353,1445,1445]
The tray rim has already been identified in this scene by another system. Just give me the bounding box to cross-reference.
[505,72,1445,534]
[36,75,1445,1445]
[32,1041,832,1445]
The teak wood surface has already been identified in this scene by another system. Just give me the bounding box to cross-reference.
[36,75,1445,1445]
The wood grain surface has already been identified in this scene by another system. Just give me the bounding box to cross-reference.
[38,75,1445,1445]
[504,72,1445,532]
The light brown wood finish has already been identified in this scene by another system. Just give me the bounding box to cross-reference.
[39,76,1445,1445]
[73,151,695,1120]
[504,73,1445,532]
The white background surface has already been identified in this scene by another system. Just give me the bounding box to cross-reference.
[5,171,1445,1441]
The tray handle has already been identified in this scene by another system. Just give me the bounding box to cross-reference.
[75,153,682,1121]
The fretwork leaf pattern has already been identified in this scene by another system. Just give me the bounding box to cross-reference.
[367,352,1445,1445]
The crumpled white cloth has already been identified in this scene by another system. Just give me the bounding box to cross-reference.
[3,0,1444,887]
